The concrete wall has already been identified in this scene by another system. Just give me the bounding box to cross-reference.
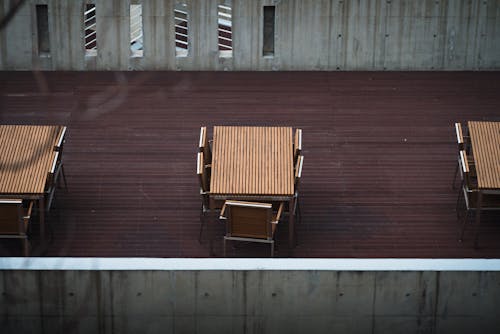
[0,0,499,70]
[2,266,500,333]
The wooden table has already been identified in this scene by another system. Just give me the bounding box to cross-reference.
[210,126,296,248]
[0,125,65,243]
[468,121,500,247]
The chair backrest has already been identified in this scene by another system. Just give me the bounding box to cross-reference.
[295,155,303,191]
[199,126,212,165]
[0,199,24,235]
[46,152,60,190]
[54,126,67,169]
[55,126,67,152]
[225,201,273,240]
[294,129,302,163]
[455,123,464,151]
[459,150,474,189]
[51,151,59,174]
[197,152,209,192]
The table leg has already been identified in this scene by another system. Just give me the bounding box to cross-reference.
[209,196,216,256]
[289,197,295,249]
[39,196,46,248]
[473,191,482,249]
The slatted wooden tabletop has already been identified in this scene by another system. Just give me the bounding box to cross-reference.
[211,126,294,197]
[0,125,62,195]
[469,121,500,190]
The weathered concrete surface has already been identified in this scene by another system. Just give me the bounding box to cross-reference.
[1,0,499,70]
[0,2,6,67]
[1,269,500,333]
[2,0,32,69]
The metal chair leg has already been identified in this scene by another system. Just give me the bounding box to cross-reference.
[198,205,205,244]
[456,181,464,219]
[223,238,227,257]
[61,164,68,190]
[22,238,29,257]
[270,241,274,258]
[46,188,56,213]
[291,197,301,246]
[459,210,470,243]
[297,199,302,224]
[452,162,459,190]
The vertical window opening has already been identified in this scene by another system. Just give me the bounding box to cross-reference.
[174,3,189,57]
[130,4,143,57]
[218,3,232,58]
[84,4,97,56]
[263,6,275,57]
[36,5,50,54]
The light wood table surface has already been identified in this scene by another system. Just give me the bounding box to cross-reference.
[0,125,65,244]
[468,121,500,247]
[210,126,296,249]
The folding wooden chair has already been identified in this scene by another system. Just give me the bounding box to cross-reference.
[0,199,34,256]
[294,128,302,165]
[54,126,68,189]
[45,152,60,212]
[219,200,284,257]
[452,123,470,189]
[197,151,218,243]
[44,127,68,212]
[457,150,500,243]
[199,126,212,167]
[294,155,304,224]
[197,152,209,240]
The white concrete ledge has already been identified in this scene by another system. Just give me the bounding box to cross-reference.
[1,258,500,271]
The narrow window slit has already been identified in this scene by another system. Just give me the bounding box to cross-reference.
[36,5,50,55]
[263,6,275,57]
[218,3,232,58]
[130,4,143,57]
[84,4,97,56]
[175,3,189,57]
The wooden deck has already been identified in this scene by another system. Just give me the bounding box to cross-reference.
[0,71,499,258]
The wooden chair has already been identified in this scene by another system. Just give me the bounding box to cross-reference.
[294,128,302,164]
[219,200,284,257]
[45,127,69,212]
[45,151,61,212]
[197,151,211,242]
[281,155,304,217]
[199,126,212,167]
[452,123,470,189]
[0,199,34,256]
[294,155,304,224]
[54,126,68,189]
[457,150,500,243]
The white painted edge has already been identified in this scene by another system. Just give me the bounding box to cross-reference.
[296,155,303,178]
[196,152,203,174]
[56,126,67,148]
[0,199,23,204]
[460,150,467,173]
[50,152,59,173]
[455,122,462,144]
[1,258,500,271]
[225,200,272,208]
[198,127,205,149]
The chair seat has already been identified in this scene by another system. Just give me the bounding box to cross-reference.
[221,200,284,257]
[0,204,30,235]
[0,200,33,256]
